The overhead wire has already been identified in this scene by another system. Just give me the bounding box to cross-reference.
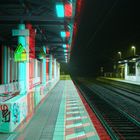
[85,0,120,50]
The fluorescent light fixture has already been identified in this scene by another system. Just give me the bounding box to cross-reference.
[63,44,67,48]
[56,3,64,17]
[66,44,69,49]
[132,58,136,61]
[65,3,72,17]
[61,31,66,37]
[63,44,70,49]
[64,49,68,53]
[66,31,70,37]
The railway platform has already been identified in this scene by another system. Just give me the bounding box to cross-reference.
[0,79,110,140]
[102,77,140,85]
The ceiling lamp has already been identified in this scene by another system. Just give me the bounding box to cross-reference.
[64,49,68,53]
[66,31,70,37]
[63,44,67,48]
[56,3,64,17]
[65,3,72,17]
[63,44,69,49]
[60,31,66,37]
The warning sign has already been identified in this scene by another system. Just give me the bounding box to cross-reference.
[14,44,27,62]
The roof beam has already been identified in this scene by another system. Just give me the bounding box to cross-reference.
[36,41,67,46]
[0,21,66,25]
[0,15,72,22]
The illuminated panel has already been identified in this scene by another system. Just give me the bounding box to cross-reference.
[63,44,67,48]
[65,3,72,17]
[66,44,69,49]
[56,4,64,17]
[64,49,68,53]
[66,31,70,37]
[60,31,66,37]
[63,44,69,49]
[64,53,68,56]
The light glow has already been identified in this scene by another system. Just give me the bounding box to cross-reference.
[56,4,64,17]
[64,49,68,53]
[63,44,69,49]
[60,31,66,37]
[63,44,67,48]
[66,31,70,37]
[66,44,69,49]
[65,3,72,17]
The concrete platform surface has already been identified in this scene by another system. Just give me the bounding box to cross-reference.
[0,80,101,140]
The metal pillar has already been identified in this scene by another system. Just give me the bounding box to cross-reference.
[54,59,56,80]
[46,57,49,82]
[7,47,10,83]
[3,46,8,84]
[42,46,46,85]
[35,59,38,80]
[49,55,52,81]
[18,24,29,93]
[124,63,128,80]
[56,62,60,80]
[136,62,140,81]
[58,63,60,80]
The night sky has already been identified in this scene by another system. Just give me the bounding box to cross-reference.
[68,0,140,76]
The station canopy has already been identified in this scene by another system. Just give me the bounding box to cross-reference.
[0,0,80,63]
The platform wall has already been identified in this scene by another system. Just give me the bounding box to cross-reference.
[0,78,59,132]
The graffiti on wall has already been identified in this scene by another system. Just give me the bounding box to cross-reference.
[0,104,10,122]
[12,103,20,124]
[21,102,27,118]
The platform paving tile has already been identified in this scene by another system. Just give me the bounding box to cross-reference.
[14,81,65,140]
[3,80,101,140]
[64,80,100,140]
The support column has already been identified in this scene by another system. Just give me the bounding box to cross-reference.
[54,58,56,80]
[46,57,49,83]
[35,59,38,80]
[3,46,8,84]
[0,46,2,84]
[58,63,60,80]
[56,62,60,80]
[49,55,52,81]
[42,46,46,85]
[26,24,36,89]
[136,62,140,82]
[56,62,58,79]
[17,24,29,94]
[125,63,128,80]
[7,47,10,83]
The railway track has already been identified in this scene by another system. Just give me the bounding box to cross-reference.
[96,80,140,97]
[74,80,140,140]
[94,81,140,104]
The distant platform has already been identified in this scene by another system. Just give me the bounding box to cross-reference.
[100,77,140,86]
